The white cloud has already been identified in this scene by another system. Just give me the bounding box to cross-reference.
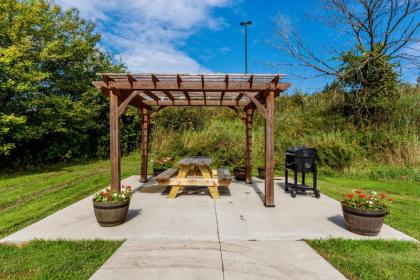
[56,0,231,72]
[218,46,232,54]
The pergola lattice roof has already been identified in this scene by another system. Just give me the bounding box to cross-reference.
[93,73,290,109]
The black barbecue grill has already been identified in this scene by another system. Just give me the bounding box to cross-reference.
[285,147,320,198]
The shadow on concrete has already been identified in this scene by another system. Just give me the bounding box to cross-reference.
[126,208,142,222]
[138,184,167,194]
[177,186,232,198]
[233,180,265,204]
[250,183,265,204]
[277,180,319,198]
[277,181,286,191]
[327,215,346,229]
[139,182,232,198]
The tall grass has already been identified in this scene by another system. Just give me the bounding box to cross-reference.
[145,84,419,174]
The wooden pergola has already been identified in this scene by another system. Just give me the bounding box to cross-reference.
[93,73,290,207]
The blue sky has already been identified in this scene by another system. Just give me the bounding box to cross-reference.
[57,0,418,93]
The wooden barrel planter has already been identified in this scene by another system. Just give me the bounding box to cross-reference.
[341,204,387,236]
[93,200,130,227]
[233,167,246,181]
[258,167,266,179]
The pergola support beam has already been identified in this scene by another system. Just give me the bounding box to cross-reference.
[110,90,121,192]
[140,108,150,183]
[118,91,140,117]
[264,90,275,207]
[243,92,267,119]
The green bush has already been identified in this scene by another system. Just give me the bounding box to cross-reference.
[181,119,245,167]
[311,133,361,170]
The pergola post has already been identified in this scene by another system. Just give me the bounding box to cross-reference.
[264,90,275,207]
[140,108,150,183]
[110,89,121,192]
[245,106,254,184]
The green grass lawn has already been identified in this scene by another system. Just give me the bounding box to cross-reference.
[307,239,420,280]
[0,240,123,280]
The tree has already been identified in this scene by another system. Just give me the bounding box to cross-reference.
[0,0,128,167]
[274,0,419,77]
[273,0,419,118]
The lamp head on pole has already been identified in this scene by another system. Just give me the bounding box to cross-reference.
[240,20,253,26]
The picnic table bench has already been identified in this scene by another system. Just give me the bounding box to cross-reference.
[155,157,232,199]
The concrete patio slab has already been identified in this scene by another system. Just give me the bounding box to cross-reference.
[89,240,346,280]
[216,178,414,241]
[1,176,219,242]
[90,240,223,280]
[221,240,347,280]
[1,176,414,242]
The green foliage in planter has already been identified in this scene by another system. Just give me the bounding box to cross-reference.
[93,185,133,202]
[342,190,393,210]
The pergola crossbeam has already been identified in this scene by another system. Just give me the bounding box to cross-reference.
[248,75,254,88]
[92,81,287,92]
[236,93,244,102]
[182,90,191,104]
[141,99,250,106]
[151,74,160,87]
[143,90,160,102]
[176,74,182,87]
[127,74,136,86]
[162,90,175,102]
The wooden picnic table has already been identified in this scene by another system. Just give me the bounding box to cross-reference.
[155,156,232,199]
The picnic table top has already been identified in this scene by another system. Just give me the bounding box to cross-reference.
[178,156,212,166]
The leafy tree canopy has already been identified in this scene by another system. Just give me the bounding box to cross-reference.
[0,0,129,166]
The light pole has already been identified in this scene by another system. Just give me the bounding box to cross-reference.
[240,20,252,74]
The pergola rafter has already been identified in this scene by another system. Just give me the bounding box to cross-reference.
[93,73,291,207]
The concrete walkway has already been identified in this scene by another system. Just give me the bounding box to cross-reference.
[90,240,347,280]
[1,176,415,279]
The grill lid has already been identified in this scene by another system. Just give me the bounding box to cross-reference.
[286,147,317,158]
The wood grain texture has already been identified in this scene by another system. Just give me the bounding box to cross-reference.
[178,157,212,166]
[245,107,254,184]
[92,73,291,110]
[265,90,275,207]
[109,90,121,191]
[154,168,179,181]
[140,108,149,183]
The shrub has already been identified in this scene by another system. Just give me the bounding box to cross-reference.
[311,133,361,170]
[180,119,245,167]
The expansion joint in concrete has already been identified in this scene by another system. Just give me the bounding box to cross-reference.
[213,200,225,280]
